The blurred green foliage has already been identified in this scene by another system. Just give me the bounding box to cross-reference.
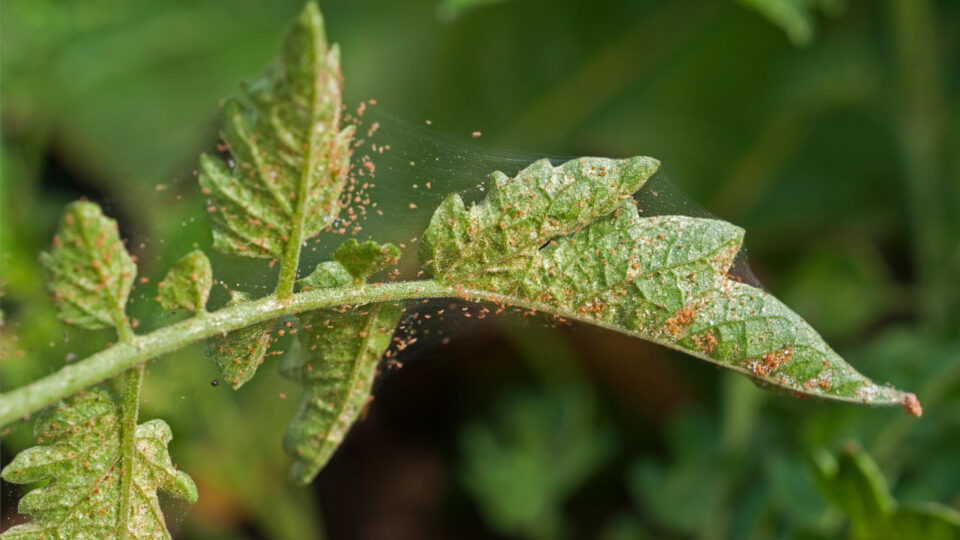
[813,444,960,539]
[2,0,958,538]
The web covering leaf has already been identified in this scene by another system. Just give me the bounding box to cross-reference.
[423,157,914,408]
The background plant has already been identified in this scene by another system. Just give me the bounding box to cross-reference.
[2,0,958,538]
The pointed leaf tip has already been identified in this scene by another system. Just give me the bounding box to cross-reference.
[902,393,922,417]
[284,250,402,483]
[284,301,402,484]
[422,156,916,409]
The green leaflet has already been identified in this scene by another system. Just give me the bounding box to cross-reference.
[207,291,275,390]
[813,446,960,539]
[735,0,842,46]
[0,389,197,540]
[40,201,136,332]
[157,249,212,314]
[198,1,352,261]
[424,156,659,280]
[333,238,402,281]
[423,157,915,409]
[281,250,402,484]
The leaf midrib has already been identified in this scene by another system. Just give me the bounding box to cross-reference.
[275,28,325,299]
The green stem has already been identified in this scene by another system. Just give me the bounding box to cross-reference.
[0,275,913,428]
[116,364,144,538]
[275,21,327,300]
[0,280,444,427]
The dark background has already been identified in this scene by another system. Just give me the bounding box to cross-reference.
[1,0,959,538]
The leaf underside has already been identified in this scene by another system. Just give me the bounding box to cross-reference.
[423,156,913,409]
[0,389,197,540]
[198,2,352,260]
[281,260,402,484]
[207,292,276,390]
[40,201,136,330]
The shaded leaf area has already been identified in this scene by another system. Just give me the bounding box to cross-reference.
[198,2,353,260]
[0,389,196,540]
[157,250,212,314]
[460,383,614,540]
[280,259,401,484]
[424,157,914,408]
[206,291,276,390]
[40,201,136,331]
[813,445,960,540]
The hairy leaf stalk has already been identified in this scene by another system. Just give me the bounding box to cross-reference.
[0,277,917,429]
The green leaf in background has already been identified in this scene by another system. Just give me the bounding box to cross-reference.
[206,291,276,390]
[629,414,729,537]
[157,249,212,314]
[198,2,353,263]
[735,0,845,46]
[436,0,516,21]
[332,238,401,282]
[460,383,614,540]
[281,259,402,484]
[39,201,136,332]
[813,445,960,540]
[0,389,197,539]
[423,157,917,410]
